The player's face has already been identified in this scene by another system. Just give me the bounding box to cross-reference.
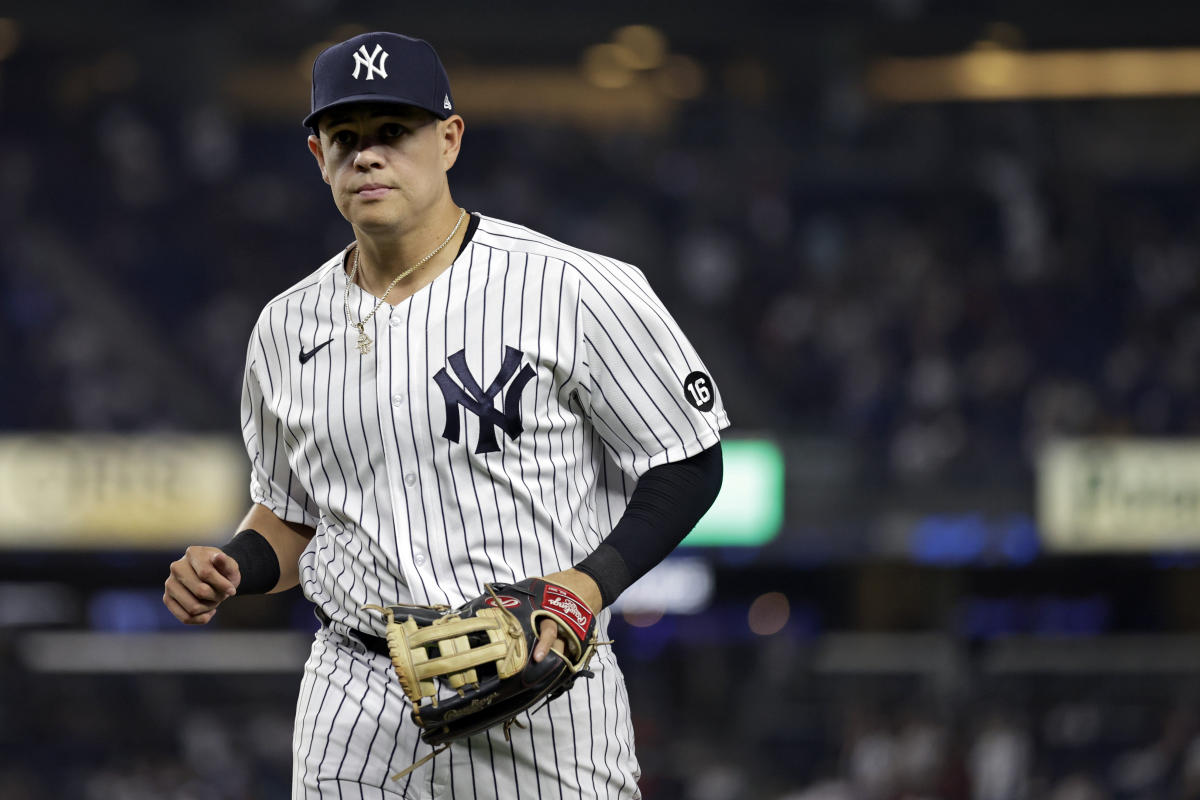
[307,104,463,234]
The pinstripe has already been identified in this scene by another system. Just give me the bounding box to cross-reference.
[274,302,304,482]
[491,246,526,579]
[510,250,557,575]
[597,659,618,798]
[308,292,359,623]
[545,705,564,799]
[273,303,314,524]
[299,634,340,794]
[479,244,520,581]
[581,676,601,799]
[423,260,480,797]
[579,284,702,440]
[296,636,420,799]
[331,284,387,611]
[400,727,422,798]
[607,651,632,798]
[351,296,389,606]
[427,269,476,602]
[318,283,356,531]
[293,642,321,798]
[463,244,504,587]
[479,218,693,372]
[397,291,434,605]
[525,718,545,800]
[575,356,653,459]
[327,645,369,791]
[580,300,690,440]
[449,247,499,591]
[561,279,602,558]
[386,309,433,606]
[416,278,466,606]
[476,218,725,453]
[510,252,559,570]
[530,257,569,564]
[367,314,405,609]
[547,260,583,559]
[354,637,391,787]
[567,251,700,388]
[563,694,582,799]
[300,292,337,523]
[241,215,724,798]
[483,732,502,798]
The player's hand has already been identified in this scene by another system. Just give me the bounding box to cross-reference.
[163,546,241,625]
[531,569,601,663]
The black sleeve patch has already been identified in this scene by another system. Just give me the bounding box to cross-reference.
[682,371,716,412]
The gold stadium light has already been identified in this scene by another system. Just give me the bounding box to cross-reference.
[0,18,19,62]
[868,44,1200,102]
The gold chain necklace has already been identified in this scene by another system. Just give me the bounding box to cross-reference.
[344,208,467,355]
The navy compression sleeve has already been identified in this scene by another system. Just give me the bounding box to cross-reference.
[574,442,723,608]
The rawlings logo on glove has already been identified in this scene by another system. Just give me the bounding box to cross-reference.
[367,577,599,780]
[542,584,592,640]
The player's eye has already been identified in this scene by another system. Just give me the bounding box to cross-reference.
[330,129,356,146]
[379,122,407,139]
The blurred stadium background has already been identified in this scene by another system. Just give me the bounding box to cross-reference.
[3,1,1200,798]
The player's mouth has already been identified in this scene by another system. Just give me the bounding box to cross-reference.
[355,184,393,199]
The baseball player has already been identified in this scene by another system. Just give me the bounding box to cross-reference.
[164,32,728,799]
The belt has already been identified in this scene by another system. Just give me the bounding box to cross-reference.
[315,607,390,658]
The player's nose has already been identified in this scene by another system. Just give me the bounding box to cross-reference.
[353,146,385,170]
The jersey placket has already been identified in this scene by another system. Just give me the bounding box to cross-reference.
[377,302,436,601]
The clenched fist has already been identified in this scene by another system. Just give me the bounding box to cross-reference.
[163,546,242,625]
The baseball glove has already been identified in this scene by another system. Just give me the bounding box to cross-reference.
[367,577,598,774]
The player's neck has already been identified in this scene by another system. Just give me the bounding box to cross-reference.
[352,204,468,304]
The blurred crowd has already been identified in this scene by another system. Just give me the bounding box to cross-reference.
[5,10,1200,800]
[3,30,1199,491]
[7,645,1200,800]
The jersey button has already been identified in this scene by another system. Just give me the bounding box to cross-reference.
[404,473,417,487]
[389,316,401,329]
[414,551,427,566]
[392,393,405,407]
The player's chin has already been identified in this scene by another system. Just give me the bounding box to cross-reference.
[352,213,407,235]
[348,204,407,231]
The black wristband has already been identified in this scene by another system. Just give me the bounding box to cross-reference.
[574,543,634,610]
[220,529,281,595]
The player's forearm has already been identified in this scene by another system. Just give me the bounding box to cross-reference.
[233,504,316,593]
[574,442,723,608]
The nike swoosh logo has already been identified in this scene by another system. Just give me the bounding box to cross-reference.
[298,339,334,365]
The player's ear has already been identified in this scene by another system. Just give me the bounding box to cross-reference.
[308,134,331,184]
[439,115,464,171]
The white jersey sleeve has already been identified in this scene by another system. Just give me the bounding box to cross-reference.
[572,258,729,477]
[241,319,321,529]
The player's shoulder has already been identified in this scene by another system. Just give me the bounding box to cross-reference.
[254,246,350,324]
[472,214,644,285]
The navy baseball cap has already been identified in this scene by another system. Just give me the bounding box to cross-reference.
[303,32,455,129]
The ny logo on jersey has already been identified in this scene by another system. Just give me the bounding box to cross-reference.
[351,44,389,80]
[434,346,536,454]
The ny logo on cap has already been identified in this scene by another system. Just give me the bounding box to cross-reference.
[352,44,389,80]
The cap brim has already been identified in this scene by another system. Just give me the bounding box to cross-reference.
[303,94,451,128]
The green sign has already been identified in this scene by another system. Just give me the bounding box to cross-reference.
[682,438,784,546]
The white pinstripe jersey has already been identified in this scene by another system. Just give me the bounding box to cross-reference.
[241,213,730,636]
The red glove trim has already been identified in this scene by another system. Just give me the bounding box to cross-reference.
[541,583,594,642]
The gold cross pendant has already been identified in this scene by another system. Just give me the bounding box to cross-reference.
[356,326,373,355]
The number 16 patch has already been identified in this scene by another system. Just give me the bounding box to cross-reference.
[683,371,716,412]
